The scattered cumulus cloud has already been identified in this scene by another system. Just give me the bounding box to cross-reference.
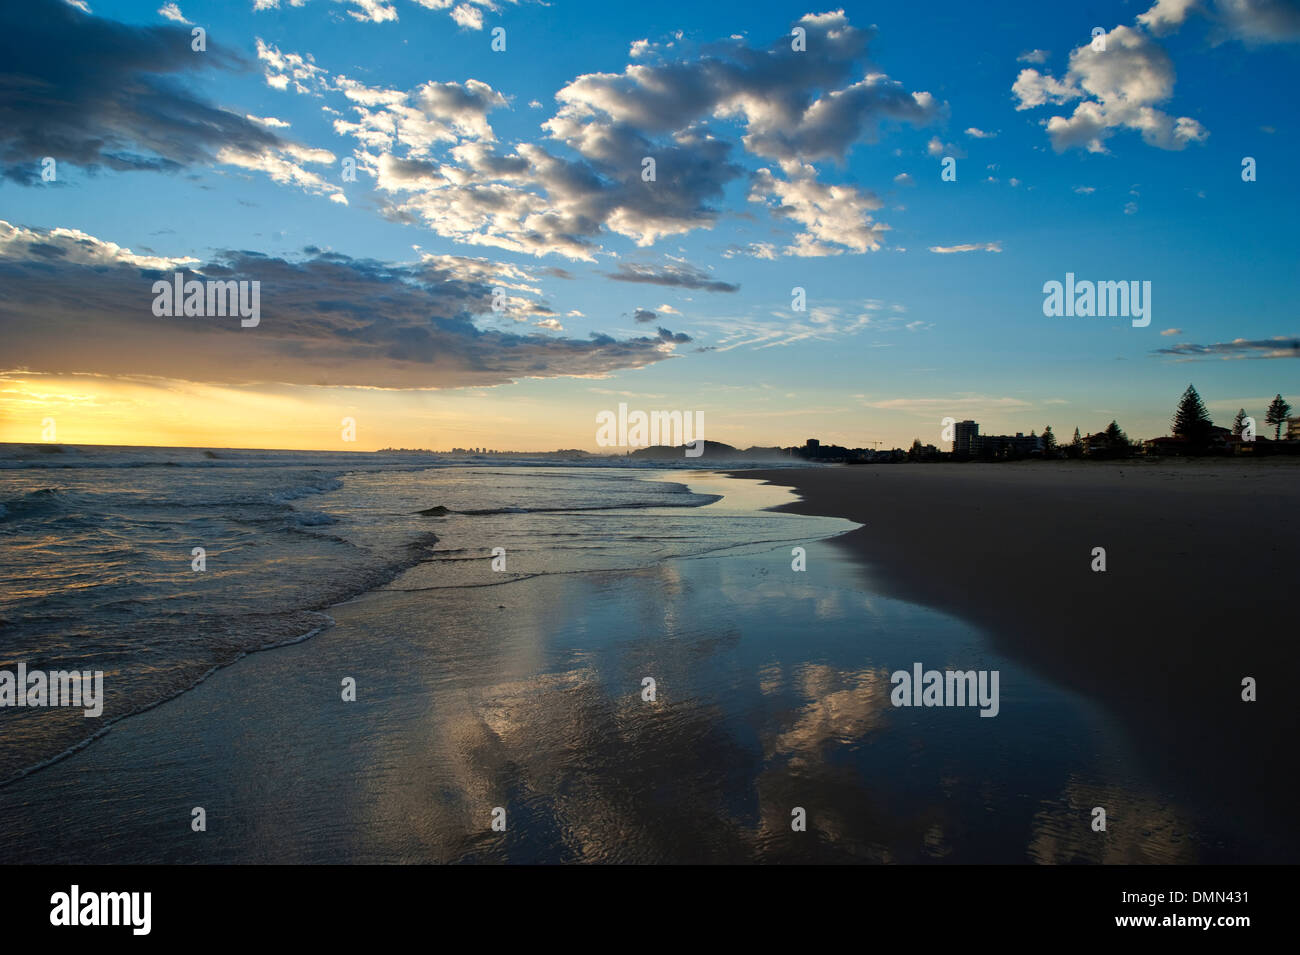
[928,242,1002,253]
[157,3,189,23]
[606,261,739,292]
[1153,336,1300,360]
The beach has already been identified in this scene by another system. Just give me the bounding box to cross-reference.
[731,460,1300,831]
[2,458,1295,862]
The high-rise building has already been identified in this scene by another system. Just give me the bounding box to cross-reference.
[954,420,979,456]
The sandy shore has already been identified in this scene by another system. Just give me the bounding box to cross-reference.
[732,460,1300,820]
[1,464,1293,861]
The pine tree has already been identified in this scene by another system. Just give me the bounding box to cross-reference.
[1104,419,1129,448]
[1042,425,1057,453]
[1265,394,1292,441]
[1171,384,1213,449]
[1231,408,1247,436]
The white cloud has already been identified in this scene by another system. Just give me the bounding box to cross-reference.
[158,3,189,23]
[926,136,964,158]
[692,303,886,351]
[256,39,330,95]
[964,127,997,138]
[862,395,1033,414]
[1014,25,1208,152]
[215,143,337,197]
[255,13,937,261]
[0,219,197,271]
[449,3,483,30]
[246,114,292,128]
[928,242,1002,253]
[722,242,779,260]
[250,1,535,33]
[1138,0,1200,33]
[750,163,889,256]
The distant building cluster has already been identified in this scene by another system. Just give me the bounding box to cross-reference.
[376,400,1300,464]
[950,421,1042,459]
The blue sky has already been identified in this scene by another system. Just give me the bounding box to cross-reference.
[1,0,1296,450]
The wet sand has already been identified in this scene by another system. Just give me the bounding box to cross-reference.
[731,460,1300,835]
[1,466,1294,863]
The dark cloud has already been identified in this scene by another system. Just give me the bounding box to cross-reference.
[1153,337,1300,359]
[1216,0,1300,42]
[656,327,692,344]
[0,0,291,184]
[607,262,739,293]
[0,221,686,388]
[632,308,657,323]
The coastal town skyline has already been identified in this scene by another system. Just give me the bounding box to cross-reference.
[2,0,1297,453]
[11,378,1295,457]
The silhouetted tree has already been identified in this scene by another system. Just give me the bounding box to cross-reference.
[1265,394,1292,441]
[1063,427,1083,459]
[1042,425,1057,454]
[1231,408,1248,437]
[1172,384,1213,449]
[1104,419,1130,452]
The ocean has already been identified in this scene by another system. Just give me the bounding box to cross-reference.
[0,444,836,786]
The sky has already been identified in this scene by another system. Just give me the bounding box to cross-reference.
[0,0,1297,452]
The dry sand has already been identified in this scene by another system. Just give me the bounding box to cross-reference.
[732,459,1300,820]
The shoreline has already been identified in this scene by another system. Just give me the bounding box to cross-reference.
[1,464,1294,862]
[0,473,899,863]
[726,460,1300,824]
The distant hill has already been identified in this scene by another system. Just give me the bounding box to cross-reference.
[628,441,794,461]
